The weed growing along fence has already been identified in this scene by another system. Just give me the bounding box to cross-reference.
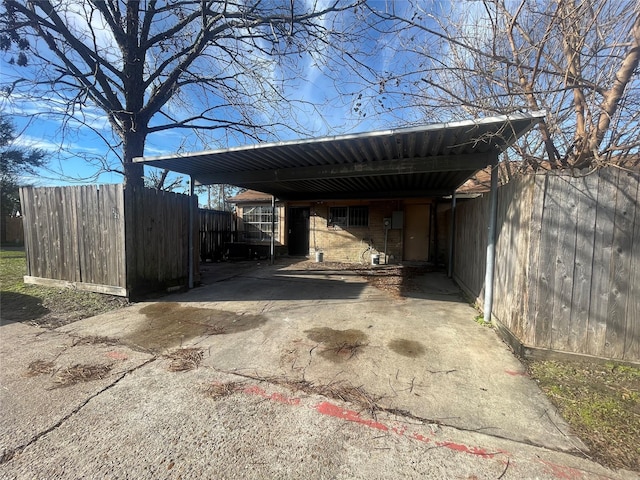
[453,168,639,363]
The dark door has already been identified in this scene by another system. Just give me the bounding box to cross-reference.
[403,203,430,261]
[288,207,310,256]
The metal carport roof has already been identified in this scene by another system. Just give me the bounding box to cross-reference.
[136,111,545,200]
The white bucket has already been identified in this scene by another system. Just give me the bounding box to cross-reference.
[315,251,324,263]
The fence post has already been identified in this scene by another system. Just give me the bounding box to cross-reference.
[188,176,195,289]
[270,195,276,265]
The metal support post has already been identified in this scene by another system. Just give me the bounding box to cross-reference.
[483,158,499,323]
[188,176,195,289]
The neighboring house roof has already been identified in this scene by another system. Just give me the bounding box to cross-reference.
[227,189,273,204]
[456,161,535,194]
[457,155,640,194]
[136,111,545,201]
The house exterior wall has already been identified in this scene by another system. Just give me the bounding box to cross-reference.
[290,199,428,264]
[234,198,439,264]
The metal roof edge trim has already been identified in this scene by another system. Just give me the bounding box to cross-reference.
[134,110,546,164]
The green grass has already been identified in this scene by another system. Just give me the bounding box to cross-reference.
[527,359,640,471]
[0,248,128,327]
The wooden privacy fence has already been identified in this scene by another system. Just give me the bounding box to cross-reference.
[1,216,24,245]
[453,168,639,363]
[199,208,236,261]
[19,184,199,297]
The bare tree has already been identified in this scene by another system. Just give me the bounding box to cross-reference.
[1,0,366,186]
[366,0,639,169]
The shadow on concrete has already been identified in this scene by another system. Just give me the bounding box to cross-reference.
[0,291,49,326]
[193,259,468,304]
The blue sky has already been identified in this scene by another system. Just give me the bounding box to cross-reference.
[0,0,452,202]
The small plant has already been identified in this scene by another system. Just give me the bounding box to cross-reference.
[474,314,492,327]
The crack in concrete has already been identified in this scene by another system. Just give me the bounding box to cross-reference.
[0,357,157,465]
[214,368,586,457]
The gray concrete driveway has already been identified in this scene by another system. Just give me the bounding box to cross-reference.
[1,260,635,479]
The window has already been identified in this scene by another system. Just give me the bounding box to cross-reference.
[328,206,369,227]
[242,205,278,241]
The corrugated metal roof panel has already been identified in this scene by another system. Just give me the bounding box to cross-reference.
[137,111,545,200]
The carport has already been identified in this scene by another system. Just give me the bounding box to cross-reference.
[135,111,545,321]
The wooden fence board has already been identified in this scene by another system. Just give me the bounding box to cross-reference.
[588,170,618,357]
[625,178,640,361]
[525,175,546,346]
[567,174,598,354]
[20,184,208,298]
[494,178,526,334]
[535,174,562,350]
[122,186,199,295]
[551,176,578,352]
[65,187,82,282]
[452,193,489,302]
[18,188,33,275]
[604,170,638,359]
[199,208,236,261]
[453,168,638,362]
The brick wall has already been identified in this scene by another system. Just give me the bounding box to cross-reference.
[306,200,403,264]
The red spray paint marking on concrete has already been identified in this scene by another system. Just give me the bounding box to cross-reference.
[504,369,529,377]
[411,433,500,458]
[315,401,506,459]
[242,385,301,406]
[315,402,389,431]
[539,460,585,480]
[238,386,600,478]
[241,388,509,462]
[411,432,433,444]
[434,441,499,458]
[106,351,129,360]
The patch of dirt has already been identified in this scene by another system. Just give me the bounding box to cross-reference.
[291,261,435,298]
[203,381,246,400]
[25,359,55,377]
[165,347,204,372]
[527,360,640,471]
[305,327,368,362]
[52,363,113,388]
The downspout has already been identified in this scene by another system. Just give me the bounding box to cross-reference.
[188,176,195,289]
[483,157,499,323]
[270,195,276,265]
[448,191,457,278]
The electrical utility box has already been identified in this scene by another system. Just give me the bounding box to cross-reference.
[391,211,404,229]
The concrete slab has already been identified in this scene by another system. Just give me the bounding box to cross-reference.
[0,358,634,479]
[0,321,154,462]
[57,261,581,452]
[4,260,636,478]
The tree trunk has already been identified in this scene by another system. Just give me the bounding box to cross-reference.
[121,1,146,189]
[122,128,146,188]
